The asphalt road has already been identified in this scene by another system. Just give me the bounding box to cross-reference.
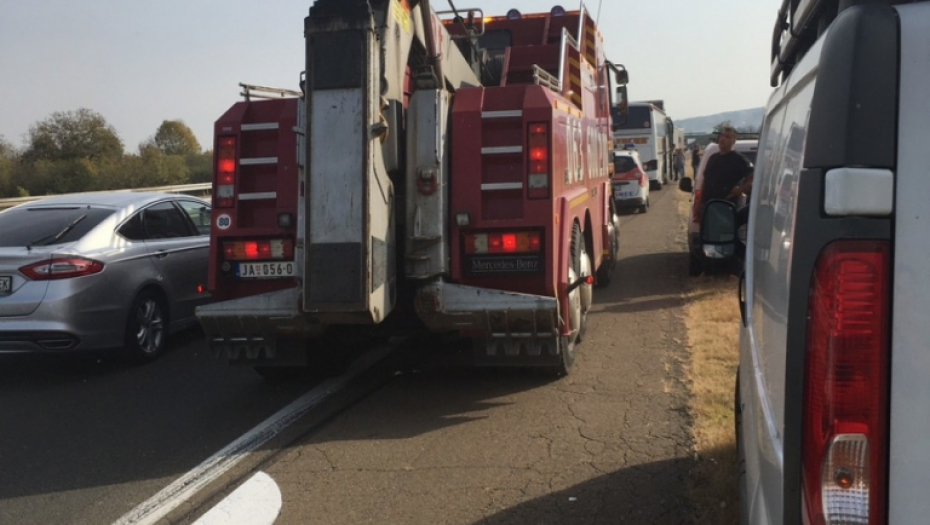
[1,182,694,525]
[0,332,314,525]
[236,184,694,524]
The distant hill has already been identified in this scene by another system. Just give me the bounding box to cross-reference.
[675,107,765,134]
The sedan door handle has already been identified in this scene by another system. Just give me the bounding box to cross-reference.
[154,250,169,259]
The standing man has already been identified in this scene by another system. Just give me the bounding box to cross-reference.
[673,148,685,181]
[701,126,754,203]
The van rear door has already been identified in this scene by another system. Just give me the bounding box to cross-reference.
[888,4,930,522]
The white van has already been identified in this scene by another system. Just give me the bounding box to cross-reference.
[732,2,930,524]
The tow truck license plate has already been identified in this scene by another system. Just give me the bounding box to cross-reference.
[0,276,11,295]
[236,262,296,279]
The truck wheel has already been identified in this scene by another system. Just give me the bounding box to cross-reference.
[596,213,620,288]
[550,335,575,377]
[568,224,590,344]
[125,290,167,363]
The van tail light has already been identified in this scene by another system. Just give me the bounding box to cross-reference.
[692,190,703,223]
[20,257,105,280]
[802,240,890,525]
[215,136,237,208]
[223,239,295,261]
[527,123,550,199]
[639,171,648,188]
[465,232,542,254]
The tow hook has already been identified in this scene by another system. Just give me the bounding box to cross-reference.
[567,274,594,293]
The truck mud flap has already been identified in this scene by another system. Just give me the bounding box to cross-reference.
[415,281,559,336]
[195,288,325,362]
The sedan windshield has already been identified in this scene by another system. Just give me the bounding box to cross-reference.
[0,206,115,247]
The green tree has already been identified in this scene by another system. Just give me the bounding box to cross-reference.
[23,108,124,162]
[135,144,190,187]
[0,155,15,198]
[0,135,15,158]
[186,150,212,183]
[151,120,201,156]
[16,159,98,196]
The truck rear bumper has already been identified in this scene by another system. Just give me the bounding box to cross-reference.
[195,287,325,361]
[415,281,559,337]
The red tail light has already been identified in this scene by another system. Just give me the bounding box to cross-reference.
[223,239,295,261]
[215,136,237,208]
[527,123,550,199]
[802,240,890,525]
[465,232,542,255]
[20,257,104,280]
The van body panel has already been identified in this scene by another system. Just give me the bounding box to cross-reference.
[740,4,901,524]
[742,65,817,525]
[888,3,930,522]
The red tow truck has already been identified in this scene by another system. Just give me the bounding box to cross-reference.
[197,1,630,376]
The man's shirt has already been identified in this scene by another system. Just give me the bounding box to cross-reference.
[701,151,753,201]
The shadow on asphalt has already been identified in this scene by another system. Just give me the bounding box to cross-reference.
[291,346,560,444]
[468,443,740,525]
[0,325,311,507]
[0,325,205,386]
[467,457,699,524]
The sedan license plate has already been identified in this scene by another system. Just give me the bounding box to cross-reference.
[614,189,636,199]
[236,262,296,279]
[0,276,10,295]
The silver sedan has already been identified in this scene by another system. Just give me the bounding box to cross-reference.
[0,192,211,361]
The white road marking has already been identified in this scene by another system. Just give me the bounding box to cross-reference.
[192,472,281,525]
[111,346,393,525]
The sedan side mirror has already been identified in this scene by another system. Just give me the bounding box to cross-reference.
[678,177,693,193]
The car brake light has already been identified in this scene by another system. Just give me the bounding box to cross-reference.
[802,240,890,525]
[20,257,104,280]
[223,239,295,261]
[528,123,550,199]
[464,232,542,255]
[216,136,237,208]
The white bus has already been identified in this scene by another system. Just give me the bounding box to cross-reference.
[612,102,672,190]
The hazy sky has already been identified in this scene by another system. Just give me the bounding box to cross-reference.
[0,1,775,152]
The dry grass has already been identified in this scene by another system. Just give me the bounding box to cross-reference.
[677,168,742,523]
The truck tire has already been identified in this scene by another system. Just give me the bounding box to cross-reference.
[568,224,590,343]
[596,212,621,287]
[550,335,575,377]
